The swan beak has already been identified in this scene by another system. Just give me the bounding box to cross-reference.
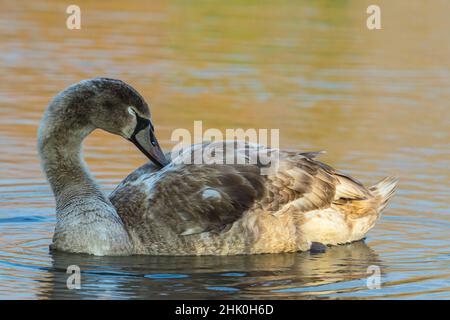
[129,119,169,168]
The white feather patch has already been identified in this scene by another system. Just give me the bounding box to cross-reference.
[202,188,221,200]
[180,227,204,236]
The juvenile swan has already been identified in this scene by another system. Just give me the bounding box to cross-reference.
[38,78,398,256]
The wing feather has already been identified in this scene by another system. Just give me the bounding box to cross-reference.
[110,143,374,239]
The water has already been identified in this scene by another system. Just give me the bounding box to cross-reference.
[0,0,449,299]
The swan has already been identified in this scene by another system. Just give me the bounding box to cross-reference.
[38,77,398,256]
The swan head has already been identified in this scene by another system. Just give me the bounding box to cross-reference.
[45,77,169,168]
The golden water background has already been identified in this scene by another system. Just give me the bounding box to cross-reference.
[0,0,449,299]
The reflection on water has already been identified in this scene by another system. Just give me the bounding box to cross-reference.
[39,241,381,299]
[0,0,449,299]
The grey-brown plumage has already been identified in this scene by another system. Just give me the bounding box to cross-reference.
[110,142,398,255]
[39,78,398,256]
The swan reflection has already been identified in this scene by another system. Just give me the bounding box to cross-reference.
[41,240,381,299]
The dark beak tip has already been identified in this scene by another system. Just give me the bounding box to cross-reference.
[154,152,170,168]
[129,116,169,169]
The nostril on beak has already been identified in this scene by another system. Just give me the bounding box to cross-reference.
[149,130,157,146]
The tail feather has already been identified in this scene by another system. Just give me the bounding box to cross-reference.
[370,176,399,212]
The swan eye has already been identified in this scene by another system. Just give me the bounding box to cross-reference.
[127,107,136,116]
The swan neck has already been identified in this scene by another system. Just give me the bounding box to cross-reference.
[39,124,106,209]
[37,84,135,255]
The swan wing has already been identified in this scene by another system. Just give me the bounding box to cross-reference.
[110,162,266,236]
[261,152,373,214]
[110,143,373,239]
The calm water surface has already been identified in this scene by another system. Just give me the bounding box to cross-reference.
[0,0,449,299]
